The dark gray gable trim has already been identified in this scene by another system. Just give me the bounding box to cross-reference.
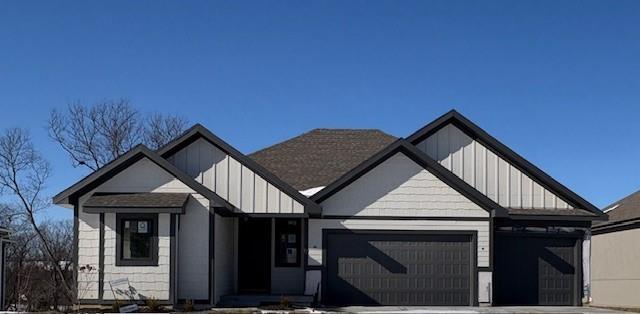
[311,139,508,217]
[53,144,237,213]
[406,109,604,217]
[157,124,321,215]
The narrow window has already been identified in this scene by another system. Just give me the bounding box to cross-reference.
[275,219,301,267]
[116,214,159,266]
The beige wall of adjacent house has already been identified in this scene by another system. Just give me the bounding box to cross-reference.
[591,227,640,308]
[167,138,304,214]
[416,123,572,210]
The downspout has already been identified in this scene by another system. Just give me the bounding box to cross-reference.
[583,229,592,304]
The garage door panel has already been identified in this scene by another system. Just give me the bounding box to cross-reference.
[324,232,474,306]
[494,234,579,306]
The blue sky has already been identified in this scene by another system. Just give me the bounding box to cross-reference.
[1,0,639,221]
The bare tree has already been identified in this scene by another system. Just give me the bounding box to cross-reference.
[48,99,188,171]
[0,128,74,301]
[144,113,188,150]
[4,219,73,311]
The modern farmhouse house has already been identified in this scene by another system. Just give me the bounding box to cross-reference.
[54,110,605,307]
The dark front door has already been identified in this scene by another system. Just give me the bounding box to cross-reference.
[324,231,474,306]
[494,233,580,305]
[238,217,271,293]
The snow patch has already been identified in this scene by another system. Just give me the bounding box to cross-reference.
[300,186,325,197]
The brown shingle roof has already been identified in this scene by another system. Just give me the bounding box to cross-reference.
[595,189,640,227]
[249,129,397,191]
[84,193,190,209]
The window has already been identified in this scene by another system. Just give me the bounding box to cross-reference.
[116,214,158,266]
[275,219,301,267]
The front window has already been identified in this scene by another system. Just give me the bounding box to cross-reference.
[275,219,301,267]
[116,214,158,266]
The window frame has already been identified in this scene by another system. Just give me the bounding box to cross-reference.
[274,218,302,267]
[116,213,159,266]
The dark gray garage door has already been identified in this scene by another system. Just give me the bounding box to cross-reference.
[494,233,581,306]
[324,231,475,306]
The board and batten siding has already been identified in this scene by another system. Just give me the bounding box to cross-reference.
[76,157,205,301]
[416,123,572,209]
[167,138,304,214]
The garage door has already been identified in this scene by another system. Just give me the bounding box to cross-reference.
[324,231,475,306]
[494,233,581,306]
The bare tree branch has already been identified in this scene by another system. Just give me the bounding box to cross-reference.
[144,113,188,150]
[0,128,75,302]
[48,99,188,170]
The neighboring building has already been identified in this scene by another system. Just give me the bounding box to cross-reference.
[591,190,640,309]
[53,110,605,307]
[0,227,10,310]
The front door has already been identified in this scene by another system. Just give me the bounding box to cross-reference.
[238,217,271,293]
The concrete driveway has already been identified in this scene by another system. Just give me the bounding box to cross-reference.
[320,306,631,313]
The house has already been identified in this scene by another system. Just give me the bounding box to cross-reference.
[591,190,640,309]
[53,110,605,307]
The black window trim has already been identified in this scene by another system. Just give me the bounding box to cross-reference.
[274,218,302,268]
[116,213,159,266]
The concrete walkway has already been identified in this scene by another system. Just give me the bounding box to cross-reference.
[320,306,630,313]
[208,306,632,313]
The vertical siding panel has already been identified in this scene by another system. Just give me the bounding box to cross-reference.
[437,125,451,169]
[544,189,555,209]
[241,166,254,212]
[202,143,215,191]
[228,157,242,208]
[254,176,267,213]
[532,181,543,208]
[186,139,200,178]
[280,193,293,213]
[450,126,463,177]
[521,175,532,208]
[215,154,229,200]
[509,165,520,208]
[425,136,437,159]
[486,150,497,202]
[498,158,510,206]
[175,148,187,175]
[462,134,474,186]
[556,198,568,209]
[267,183,280,213]
[292,201,304,213]
[474,142,486,194]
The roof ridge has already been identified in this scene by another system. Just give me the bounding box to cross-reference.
[249,128,396,156]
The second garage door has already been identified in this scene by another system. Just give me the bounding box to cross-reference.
[323,231,475,306]
[493,233,581,306]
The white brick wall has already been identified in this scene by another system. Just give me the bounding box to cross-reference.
[321,153,489,218]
